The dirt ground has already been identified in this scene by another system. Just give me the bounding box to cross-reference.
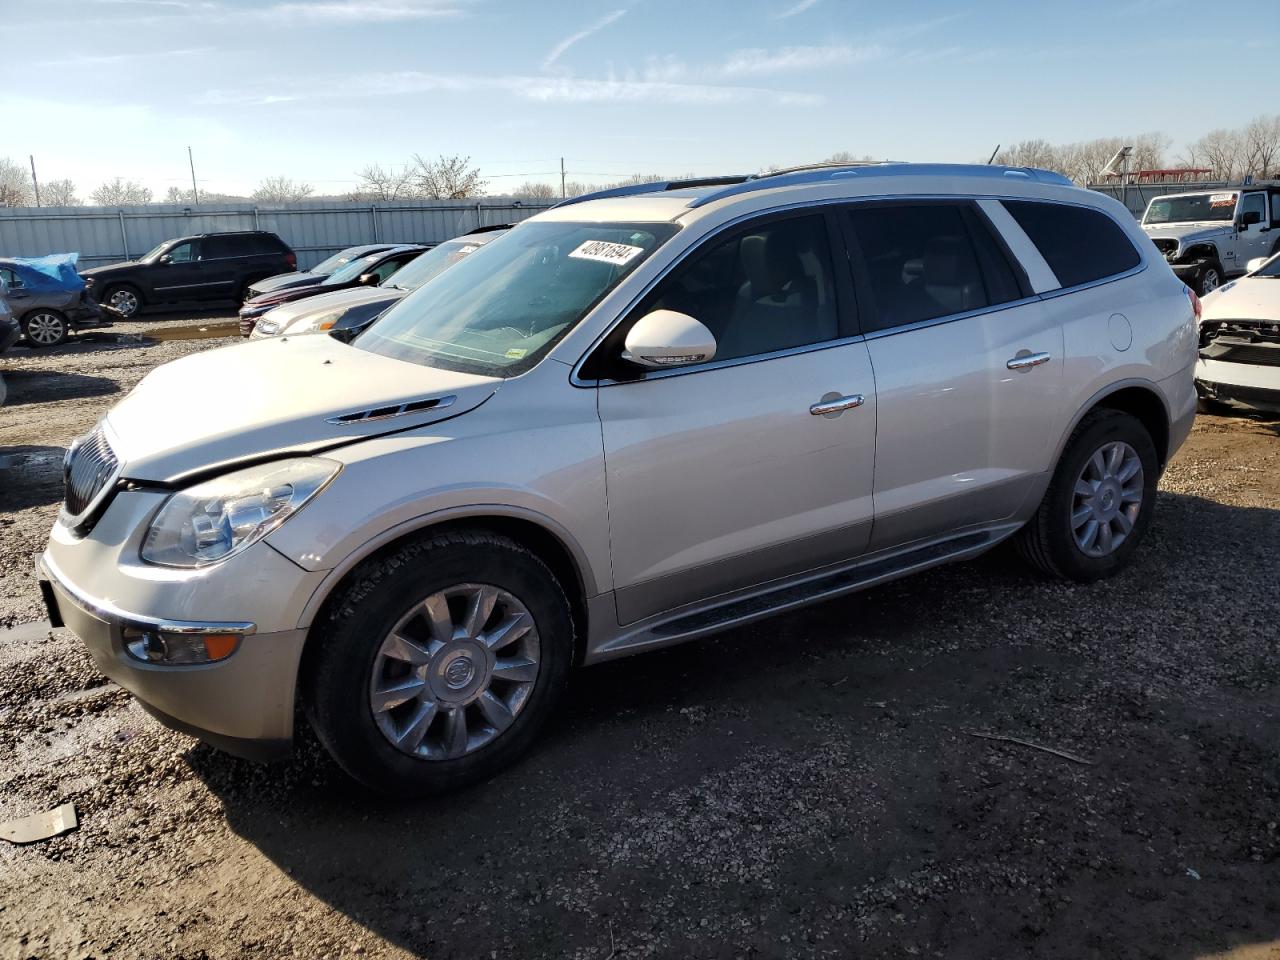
[1,319,1279,960]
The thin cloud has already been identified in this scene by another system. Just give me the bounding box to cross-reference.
[718,44,884,76]
[773,0,820,18]
[543,9,628,70]
[257,0,470,23]
[38,45,214,66]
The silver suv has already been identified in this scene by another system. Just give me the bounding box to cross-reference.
[39,164,1198,795]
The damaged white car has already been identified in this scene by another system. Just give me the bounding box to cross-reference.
[1197,252,1280,413]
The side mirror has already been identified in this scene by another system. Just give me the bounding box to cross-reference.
[622,309,717,370]
[1240,210,1262,228]
[158,253,172,264]
[357,272,379,286]
[1246,256,1271,274]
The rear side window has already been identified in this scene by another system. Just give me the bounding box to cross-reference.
[1002,200,1141,289]
[252,233,289,255]
[201,235,240,259]
[846,203,1019,332]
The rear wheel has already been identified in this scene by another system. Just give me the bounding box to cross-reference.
[102,283,142,319]
[23,310,68,348]
[304,529,574,796]
[1015,409,1159,581]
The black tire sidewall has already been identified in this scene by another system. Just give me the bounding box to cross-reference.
[23,311,67,347]
[305,535,573,796]
[1043,412,1159,581]
[1199,263,1222,296]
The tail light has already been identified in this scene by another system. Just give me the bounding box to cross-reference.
[285,252,297,270]
[1185,285,1202,322]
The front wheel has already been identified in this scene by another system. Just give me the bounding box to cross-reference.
[304,529,574,796]
[23,310,68,348]
[1015,409,1160,582]
[1198,263,1223,296]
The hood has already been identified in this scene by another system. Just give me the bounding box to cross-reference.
[81,260,142,277]
[106,334,500,483]
[1202,276,1280,321]
[250,271,322,295]
[1143,223,1232,245]
[245,281,339,308]
[265,285,404,327]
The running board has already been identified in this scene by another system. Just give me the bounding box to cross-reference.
[588,528,1008,663]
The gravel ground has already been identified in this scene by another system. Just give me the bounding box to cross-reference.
[2,324,1279,959]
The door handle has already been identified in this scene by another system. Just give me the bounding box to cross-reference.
[810,393,865,417]
[1006,351,1052,371]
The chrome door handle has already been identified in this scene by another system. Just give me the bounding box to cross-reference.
[810,393,865,417]
[1006,351,1052,371]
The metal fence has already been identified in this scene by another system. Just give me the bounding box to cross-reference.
[0,197,558,270]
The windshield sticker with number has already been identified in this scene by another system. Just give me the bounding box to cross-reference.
[569,240,645,266]
[1210,193,1237,207]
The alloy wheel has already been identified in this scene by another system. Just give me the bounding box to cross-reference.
[26,312,66,346]
[369,583,540,760]
[1201,269,1220,295]
[108,289,139,317]
[1070,440,1144,558]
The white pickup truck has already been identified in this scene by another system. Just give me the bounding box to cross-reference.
[1142,184,1280,295]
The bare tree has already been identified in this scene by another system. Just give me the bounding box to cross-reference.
[411,154,487,200]
[91,177,153,206]
[1180,128,1244,180]
[41,178,81,206]
[825,151,881,164]
[0,157,34,207]
[510,181,558,200]
[1243,114,1280,178]
[252,176,314,203]
[994,133,1169,184]
[354,163,418,201]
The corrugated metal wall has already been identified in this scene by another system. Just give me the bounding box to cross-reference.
[0,198,557,270]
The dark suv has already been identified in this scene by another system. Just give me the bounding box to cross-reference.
[81,231,296,319]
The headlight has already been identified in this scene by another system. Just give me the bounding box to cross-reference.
[285,309,344,336]
[141,458,340,568]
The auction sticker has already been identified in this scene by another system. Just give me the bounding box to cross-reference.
[1210,193,1237,208]
[569,240,644,266]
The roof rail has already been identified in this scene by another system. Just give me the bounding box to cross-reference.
[551,175,750,209]
[685,163,1075,209]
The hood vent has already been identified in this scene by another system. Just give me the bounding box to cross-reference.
[325,394,457,425]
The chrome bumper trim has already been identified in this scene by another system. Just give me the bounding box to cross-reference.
[38,554,257,637]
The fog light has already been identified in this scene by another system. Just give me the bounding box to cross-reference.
[124,629,240,665]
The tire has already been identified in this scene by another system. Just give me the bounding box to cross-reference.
[1198,262,1223,296]
[303,529,574,797]
[1015,409,1160,582]
[102,283,143,319]
[22,310,68,348]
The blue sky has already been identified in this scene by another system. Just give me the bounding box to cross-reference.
[4,0,1276,197]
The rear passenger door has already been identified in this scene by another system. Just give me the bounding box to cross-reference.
[843,200,1064,550]
[197,235,246,300]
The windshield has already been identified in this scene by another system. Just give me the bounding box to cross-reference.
[140,239,178,262]
[323,252,388,286]
[1144,193,1238,225]
[386,236,500,291]
[312,248,367,275]
[355,221,678,377]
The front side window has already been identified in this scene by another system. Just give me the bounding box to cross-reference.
[846,204,1000,331]
[166,241,196,263]
[637,214,839,364]
[356,221,677,377]
[325,253,386,286]
[1241,192,1267,225]
[1003,200,1141,289]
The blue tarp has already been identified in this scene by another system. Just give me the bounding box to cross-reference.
[2,254,85,294]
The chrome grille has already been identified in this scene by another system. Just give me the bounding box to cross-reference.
[64,424,119,517]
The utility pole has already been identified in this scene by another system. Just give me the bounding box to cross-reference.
[560,157,566,199]
[188,146,199,206]
[29,155,41,207]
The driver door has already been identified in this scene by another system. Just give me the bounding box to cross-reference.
[1237,192,1273,265]
[592,211,878,625]
[151,239,205,299]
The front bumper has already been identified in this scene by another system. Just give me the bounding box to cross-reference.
[1196,357,1280,410]
[39,553,306,760]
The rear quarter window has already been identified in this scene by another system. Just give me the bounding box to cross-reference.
[1001,200,1142,289]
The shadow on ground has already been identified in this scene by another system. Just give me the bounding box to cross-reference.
[188,492,1280,958]
[0,445,67,511]
[0,369,118,407]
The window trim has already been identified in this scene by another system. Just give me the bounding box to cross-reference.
[576,206,859,384]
